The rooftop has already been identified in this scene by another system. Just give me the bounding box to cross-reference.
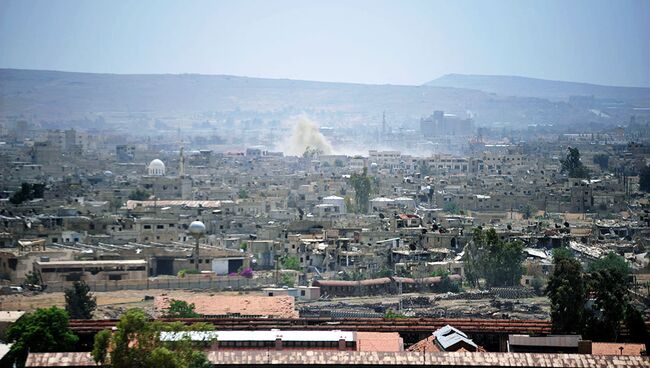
[34,259,146,266]
[0,311,26,322]
[154,295,299,318]
[591,342,646,356]
[160,330,355,342]
[24,351,650,367]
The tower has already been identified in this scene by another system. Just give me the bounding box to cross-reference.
[179,147,185,177]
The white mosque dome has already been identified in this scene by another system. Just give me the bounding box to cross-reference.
[148,159,166,176]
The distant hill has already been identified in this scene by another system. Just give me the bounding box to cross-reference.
[0,69,635,126]
[426,74,650,102]
[0,69,490,119]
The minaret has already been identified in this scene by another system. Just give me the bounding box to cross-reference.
[179,147,185,177]
[382,111,386,135]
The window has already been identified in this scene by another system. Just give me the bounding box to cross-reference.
[157,225,164,229]
[144,225,152,229]
[109,274,122,281]
[66,274,81,281]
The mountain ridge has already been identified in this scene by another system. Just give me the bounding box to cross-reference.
[426,73,650,101]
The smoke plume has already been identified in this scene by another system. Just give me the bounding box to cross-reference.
[282,116,333,156]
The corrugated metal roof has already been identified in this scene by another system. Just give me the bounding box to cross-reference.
[433,325,477,351]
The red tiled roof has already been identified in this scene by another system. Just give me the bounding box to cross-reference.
[406,335,442,353]
[398,214,419,219]
[25,351,650,367]
[205,351,650,366]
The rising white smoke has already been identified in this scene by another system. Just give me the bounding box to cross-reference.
[281,116,333,156]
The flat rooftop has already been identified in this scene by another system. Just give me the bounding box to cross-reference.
[160,330,355,342]
[34,259,146,266]
[155,295,299,318]
[0,311,25,323]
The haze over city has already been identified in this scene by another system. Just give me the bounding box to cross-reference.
[0,1,649,368]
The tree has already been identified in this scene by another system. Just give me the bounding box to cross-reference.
[280,273,295,287]
[443,202,460,214]
[560,147,590,178]
[546,257,586,334]
[462,229,484,287]
[419,161,431,177]
[625,304,649,351]
[588,252,630,277]
[65,280,97,319]
[344,196,355,213]
[92,308,213,368]
[384,309,406,319]
[531,276,544,296]
[462,228,524,287]
[9,182,46,205]
[92,329,111,366]
[23,271,41,286]
[110,197,124,213]
[187,351,212,368]
[128,188,150,201]
[592,154,609,171]
[7,307,79,367]
[282,255,301,271]
[165,299,200,318]
[521,203,537,219]
[375,267,393,278]
[582,252,632,341]
[238,189,249,199]
[640,165,650,193]
[348,167,372,214]
[552,247,574,263]
[435,275,462,293]
[586,269,629,340]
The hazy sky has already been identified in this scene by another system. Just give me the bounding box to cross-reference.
[1,0,649,87]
